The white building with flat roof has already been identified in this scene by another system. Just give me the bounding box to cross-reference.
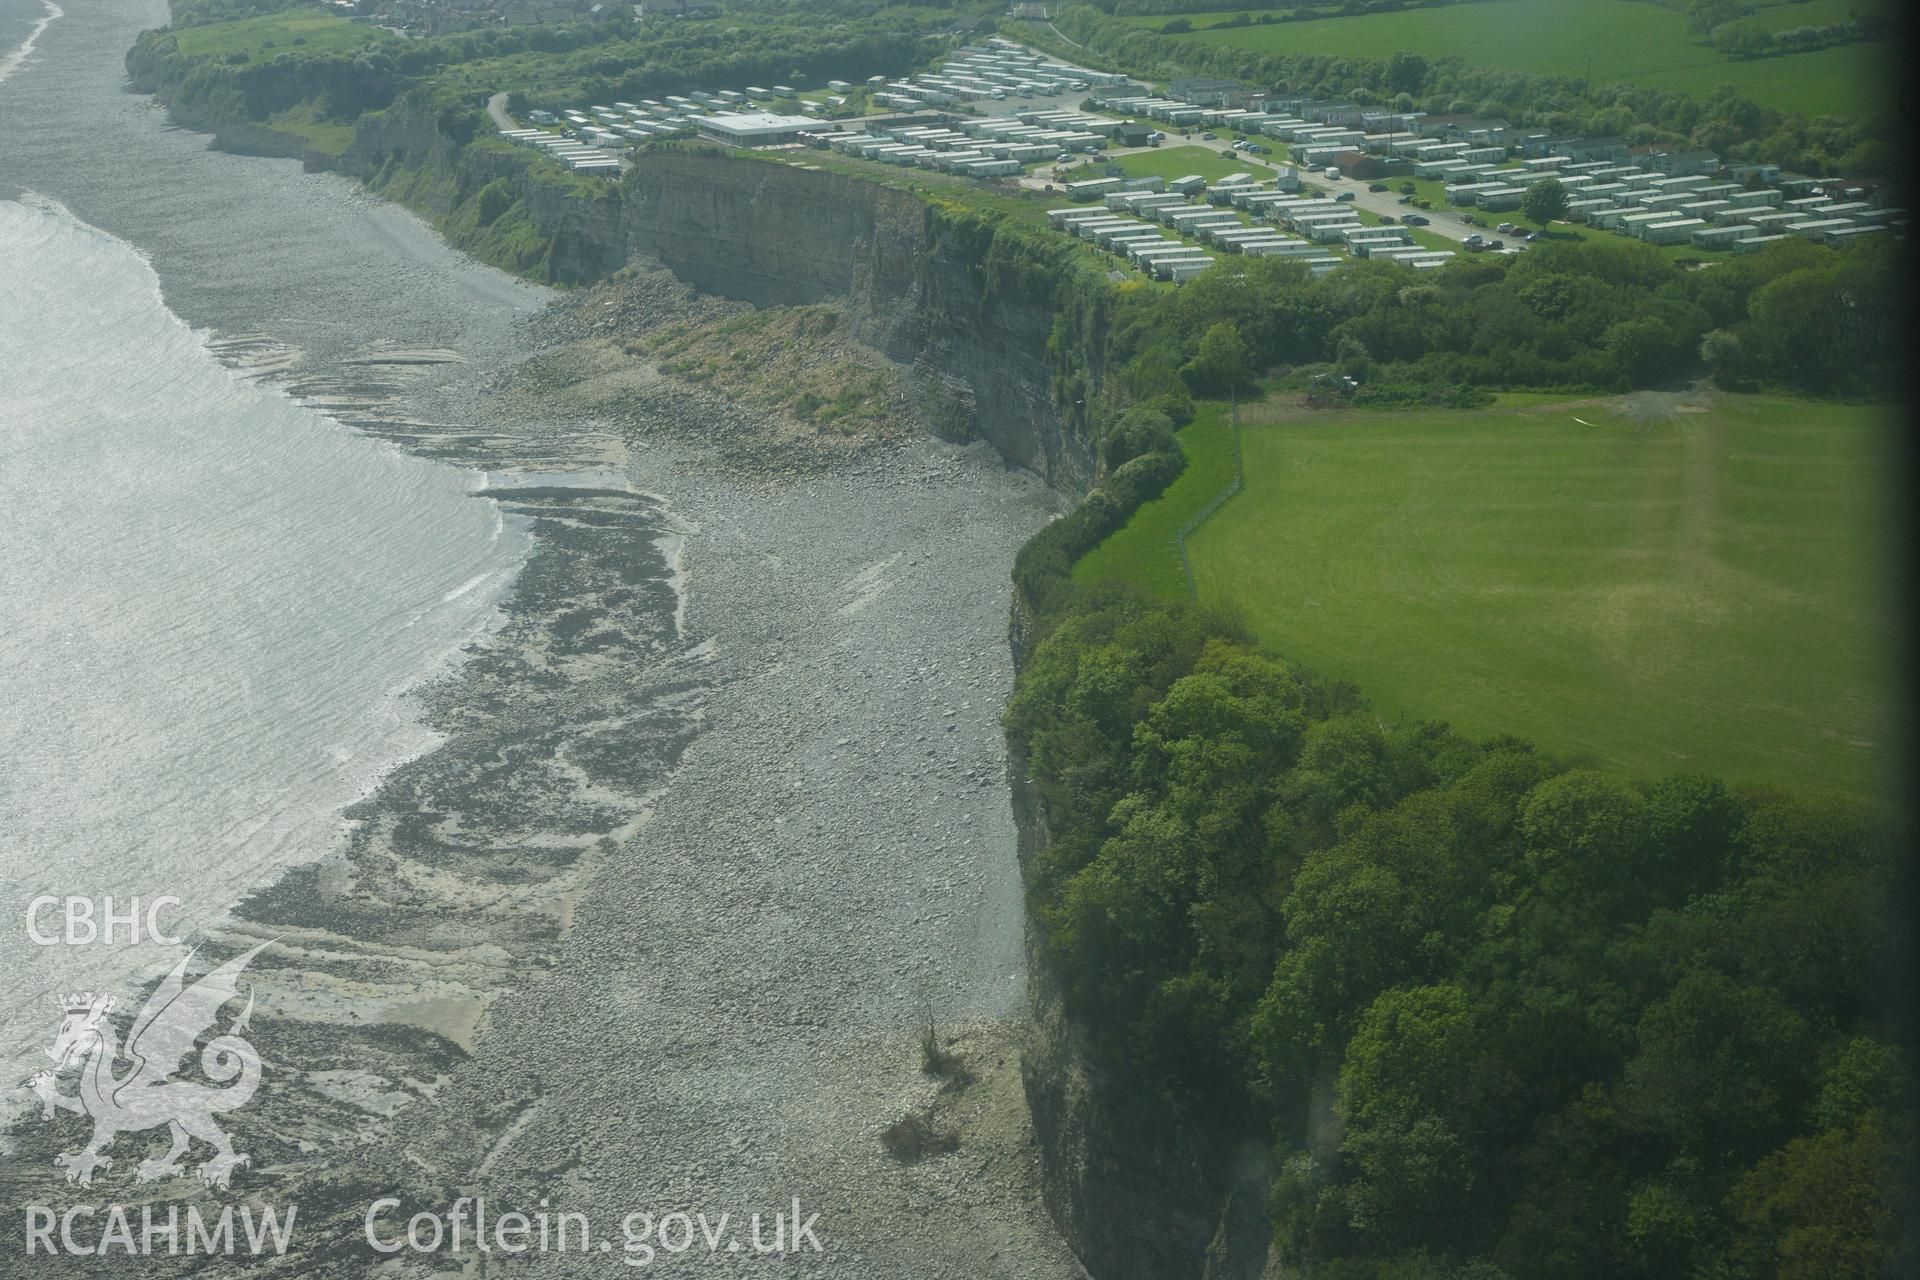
[695,111,818,147]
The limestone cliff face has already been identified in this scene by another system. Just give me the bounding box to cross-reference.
[614,153,1091,492]
[343,95,446,177]
[133,66,1241,1270]
[1010,762,1281,1280]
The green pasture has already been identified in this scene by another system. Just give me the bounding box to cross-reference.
[1079,391,1900,800]
[1125,0,1894,119]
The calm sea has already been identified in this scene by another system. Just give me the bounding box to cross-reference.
[0,1,539,1105]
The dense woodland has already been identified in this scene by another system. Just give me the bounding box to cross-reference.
[1005,583,1915,1278]
[987,65,1907,1271]
[1090,234,1899,409]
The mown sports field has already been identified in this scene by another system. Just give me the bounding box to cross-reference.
[1077,392,1900,800]
[1111,143,1278,184]
[1125,0,1895,120]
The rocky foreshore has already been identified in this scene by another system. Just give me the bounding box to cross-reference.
[6,245,1084,1277]
[7,5,1090,1265]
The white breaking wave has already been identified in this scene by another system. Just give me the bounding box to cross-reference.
[0,0,62,85]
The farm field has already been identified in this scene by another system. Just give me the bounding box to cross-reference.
[1082,392,1901,800]
[174,9,395,59]
[1126,0,1895,119]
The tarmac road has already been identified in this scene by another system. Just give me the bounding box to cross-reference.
[487,89,515,131]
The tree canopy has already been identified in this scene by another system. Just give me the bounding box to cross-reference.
[1521,176,1569,229]
[1008,587,1914,1277]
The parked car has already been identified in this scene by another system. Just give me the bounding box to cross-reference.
[1397,195,1413,205]
[1334,191,1355,202]
[1489,239,1504,250]
[1245,143,1270,155]
[1201,132,1217,140]
[1368,182,1388,192]
[1524,231,1540,242]
[1463,233,1484,246]
[1402,213,1430,226]
[1379,214,1397,224]
[1497,222,1515,234]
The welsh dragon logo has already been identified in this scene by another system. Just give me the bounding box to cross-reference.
[25,940,270,1189]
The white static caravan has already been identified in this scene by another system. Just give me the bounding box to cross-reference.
[1131,242,1209,265]
[1307,220,1365,243]
[1727,188,1784,209]
[1238,240,1323,258]
[1236,239,1310,259]
[1690,224,1757,250]
[1092,221,1153,248]
[1065,177,1124,201]
[1823,225,1887,248]
[1615,210,1670,237]
[1059,206,1121,229]
[1640,217,1705,245]
[1070,218,1136,241]
[1785,217,1855,241]
[1165,259,1217,282]
[1744,210,1801,232]
[1206,226,1281,250]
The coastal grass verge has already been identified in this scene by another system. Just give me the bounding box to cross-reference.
[1071,401,1237,600]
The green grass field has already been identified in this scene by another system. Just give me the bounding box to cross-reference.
[1112,144,1277,184]
[1081,392,1900,800]
[1074,402,1239,597]
[174,8,395,59]
[1127,0,1895,119]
